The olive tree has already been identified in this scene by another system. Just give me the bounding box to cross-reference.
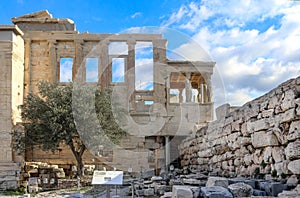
[17,81,127,176]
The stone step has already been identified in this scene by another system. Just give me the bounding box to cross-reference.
[0,170,18,176]
[0,180,18,190]
[0,162,20,171]
[0,162,21,190]
[0,175,19,182]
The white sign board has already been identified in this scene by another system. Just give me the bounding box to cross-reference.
[92,171,123,185]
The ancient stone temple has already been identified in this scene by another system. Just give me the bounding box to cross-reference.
[0,11,214,189]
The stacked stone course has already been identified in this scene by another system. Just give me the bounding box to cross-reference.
[179,76,300,178]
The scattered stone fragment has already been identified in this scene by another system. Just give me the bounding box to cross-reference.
[287,175,298,188]
[144,188,155,196]
[206,177,229,188]
[200,186,233,198]
[228,182,253,197]
[172,185,193,198]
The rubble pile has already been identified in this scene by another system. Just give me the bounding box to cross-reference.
[19,162,95,193]
[124,173,300,197]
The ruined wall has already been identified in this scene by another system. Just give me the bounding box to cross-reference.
[0,25,24,189]
[5,10,214,175]
[179,76,300,177]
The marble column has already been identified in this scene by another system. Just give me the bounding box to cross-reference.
[99,40,109,87]
[24,38,31,95]
[202,72,212,103]
[179,88,183,103]
[185,72,192,102]
[126,40,136,111]
[165,136,170,171]
[153,39,167,105]
[74,39,84,82]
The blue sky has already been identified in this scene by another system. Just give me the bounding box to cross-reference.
[1,0,300,107]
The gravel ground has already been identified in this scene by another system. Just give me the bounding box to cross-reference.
[0,186,132,198]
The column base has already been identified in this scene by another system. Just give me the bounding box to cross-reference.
[0,162,21,190]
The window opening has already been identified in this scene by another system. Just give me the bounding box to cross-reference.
[59,57,73,82]
[112,58,125,82]
[86,58,98,82]
[135,42,153,90]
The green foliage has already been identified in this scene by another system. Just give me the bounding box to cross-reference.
[0,189,25,195]
[260,160,267,168]
[16,81,127,176]
[295,90,300,99]
[271,169,278,178]
[280,172,287,179]
[253,167,260,178]
[283,141,289,147]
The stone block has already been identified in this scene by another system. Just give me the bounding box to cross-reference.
[145,142,160,149]
[275,108,295,124]
[190,186,200,198]
[244,180,256,189]
[228,178,255,189]
[270,182,288,197]
[247,119,269,132]
[238,137,251,146]
[281,89,296,111]
[272,127,287,144]
[251,131,279,148]
[287,175,298,188]
[28,185,39,193]
[136,189,144,196]
[182,178,206,186]
[206,177,229,188]
[28,177,38,186]
[288,159,300,174]
[154,184,167,195]
[161,192,172,198]
[241,122,251,137]
[227,132,240,143]
[215,104,230,120]
[285,141,300,159]
[252,189,267,196]
[274,161,289,175]
[259,182,288,196]
[228,182,253,198]
[200,186,233,198]
[172,185,193,198]
[231,121,241,131]
[144,188,154,196]
[261,109,274,118]
[198,148,214,158]
[272,147,284,163]
[151,176,163,182]
[288,120,300,141]
[278,190,300,198]
[243,154,253,166]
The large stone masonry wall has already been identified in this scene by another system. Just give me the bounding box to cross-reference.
[179,76,300,177]
[0,25,24,189]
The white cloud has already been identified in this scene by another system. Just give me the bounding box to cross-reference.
[60,58,73,82]
[162,1,300,107]
[131,12,142,19]
[135,58,153,90]
[162,5,188,27]
[109,42,128,55]
[171,41,211,61]
[112,58,125,82]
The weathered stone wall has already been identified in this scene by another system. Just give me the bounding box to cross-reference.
[0,25,24,189]
[179,76,300,177]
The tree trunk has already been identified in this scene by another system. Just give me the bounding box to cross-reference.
[75,152,84,177]
[68,140,86,177]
